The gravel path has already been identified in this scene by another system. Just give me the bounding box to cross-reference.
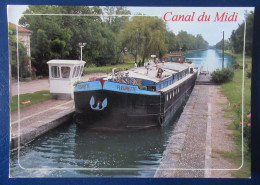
[155,85,236,178]
[209,86,236,178]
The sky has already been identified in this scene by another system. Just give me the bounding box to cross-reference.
[7,5,254,45]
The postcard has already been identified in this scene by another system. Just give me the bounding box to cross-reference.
[4,3,256,182]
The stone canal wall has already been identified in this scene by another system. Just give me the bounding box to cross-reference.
[154,85,209,177]
[155,74,236,178]
[10,100,74,149]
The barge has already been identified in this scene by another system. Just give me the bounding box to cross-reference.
[73,56,197,129]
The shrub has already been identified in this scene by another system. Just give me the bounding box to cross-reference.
[211,67,234,83]
[246,71,252,78]
[232,62,243,69]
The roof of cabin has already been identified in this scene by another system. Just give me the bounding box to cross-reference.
[47,59,86,65]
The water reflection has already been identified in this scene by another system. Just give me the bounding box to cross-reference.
[10,117,176,177]
[184,49,235,72]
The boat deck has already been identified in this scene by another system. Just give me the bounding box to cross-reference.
[123,62,192,83]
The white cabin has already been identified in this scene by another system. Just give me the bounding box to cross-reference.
[47,59,86,99]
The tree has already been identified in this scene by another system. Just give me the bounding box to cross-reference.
[8,26,30,78]
[229,11,254,56]
[173,31,208,52]
[103,6,130,34]
[19,5,124,74]
[215,39,232,51]
[165,30,175,53]
[195,34,208,50]
[119,16,167,63]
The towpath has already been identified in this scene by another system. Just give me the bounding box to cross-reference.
[11,73,105,96]
[155,75,236,178]
[10,73,105,149]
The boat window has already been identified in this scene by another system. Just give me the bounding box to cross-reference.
[147,86,155,91]
[172,57,177,61]
[75,66,81,77]
[51,66,60,78]
[72,66,77,77]
[173,91,174,97]
[170,92,172,99]
[80,65,84,76]
[61,66,71,78]
[166,94,168,101]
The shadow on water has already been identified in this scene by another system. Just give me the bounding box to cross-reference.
[10,83,192,178]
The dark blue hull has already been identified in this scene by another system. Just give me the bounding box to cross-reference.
[73,72,197,129]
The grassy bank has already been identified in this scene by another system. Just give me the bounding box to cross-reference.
[220,51,251,178]
[84,61,135,74]
[11,90,51,112]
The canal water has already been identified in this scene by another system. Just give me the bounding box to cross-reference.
[10,109,183,177]
[184,49,235,72]
[10,49,234,178]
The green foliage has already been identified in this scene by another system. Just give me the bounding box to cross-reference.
[10,90,51,112]
[137,81,147,90]
[103,6,130,34]
[211,67,234,83]
[19,6,128,75]
[8,26,31,78]
[84,60,135,74]
[169,31,208,53]
[219,53,251,177]
[232,62,243,69]
[216,11,254,56]
[215,39,233,51]
[119,16,167,63]
[18,5,210,76]
[246,71,251,78]
[73,80,84,86]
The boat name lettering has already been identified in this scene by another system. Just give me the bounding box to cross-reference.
[117,85,136,92]
[78,84,90,89]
